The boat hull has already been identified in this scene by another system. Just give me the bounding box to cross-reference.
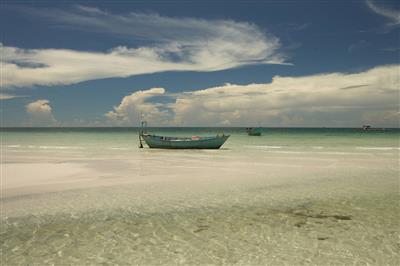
[141,134,229,149]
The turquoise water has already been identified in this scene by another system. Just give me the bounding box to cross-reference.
[1,128,399,265]
[2,127,399,153]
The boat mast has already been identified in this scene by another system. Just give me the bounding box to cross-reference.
[139,114,147,148]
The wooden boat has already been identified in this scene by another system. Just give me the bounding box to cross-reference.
[246,127,262,136]
[140,133,229,149]
[138,121,229,149]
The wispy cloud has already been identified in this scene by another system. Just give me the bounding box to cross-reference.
[348,40,369,53]
[366,0,400,30]
[284,22,312,32]
[0,93,27,100]
[381,46,400,52]
[106,65,400,127]
[2,7,288,88]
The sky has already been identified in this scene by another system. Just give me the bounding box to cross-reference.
[1,0,399,127]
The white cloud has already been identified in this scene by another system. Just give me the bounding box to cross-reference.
[1,8,286,88]
[105,88,169,126]
[106,65,400,127]
[26,99,56,125]
[366,0,400,27]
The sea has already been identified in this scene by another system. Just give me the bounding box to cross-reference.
[1,127,399,265]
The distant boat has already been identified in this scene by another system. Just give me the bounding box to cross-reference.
[361,125,385,131]
[139,121,229,149]
[246,127,262,136]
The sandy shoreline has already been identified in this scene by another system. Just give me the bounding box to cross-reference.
[2,146,397,199]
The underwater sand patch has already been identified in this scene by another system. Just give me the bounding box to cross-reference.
[288,209,352,221]
[193,224,210,233]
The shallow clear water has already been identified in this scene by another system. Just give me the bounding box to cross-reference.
[2,127,399,156]
[1,128,399,265]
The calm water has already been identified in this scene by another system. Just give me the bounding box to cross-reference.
[2,127,399,153]
[1,127,399,265]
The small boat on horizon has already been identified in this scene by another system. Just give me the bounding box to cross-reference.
[246,127,262,136]
[139,121,229,149]
[361,125,385,131]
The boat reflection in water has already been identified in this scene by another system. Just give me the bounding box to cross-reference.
[139,121,229,149]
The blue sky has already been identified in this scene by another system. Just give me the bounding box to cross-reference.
[1,0,399,127]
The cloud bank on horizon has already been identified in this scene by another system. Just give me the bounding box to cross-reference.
[105,65,400,127]
[1,5,285,88]
[25,99,56,126]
